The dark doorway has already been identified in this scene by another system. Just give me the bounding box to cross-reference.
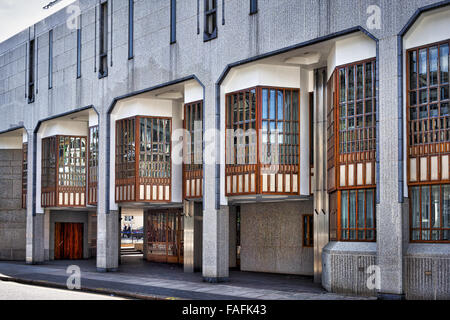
[54,222,83,260]
[146,209,184,264]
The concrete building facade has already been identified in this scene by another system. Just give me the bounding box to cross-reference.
[0,0,449,300]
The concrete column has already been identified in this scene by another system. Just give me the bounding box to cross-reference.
[202,84,229,282]
[96,111,119,272]
[314,68,329,283]
[184,201,203,273]
[377,36,404,299]
[25,131,45,264]
[229,205,237,269]
[44,209,50,260]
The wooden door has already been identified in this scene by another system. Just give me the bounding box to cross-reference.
[54,222,83,260]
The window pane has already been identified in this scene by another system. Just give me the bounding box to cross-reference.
[440,44,449,84]
[430,46,438,86]
[366,190,374,228]
[431,185,440,233]
[443,185,450,241]
[348,66,355,102]
[341,191,348,239]
[421,186,430,240]
[349,190,356,240]
[409,51,417,89]
[418,48,427,88]
[339,69,346,102]
[262,89,268,119]
[365,62,373,98]
[357,64,363,100]
[277,90,283,120]
[357,190,365,229]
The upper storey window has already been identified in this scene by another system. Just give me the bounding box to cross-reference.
[183,101,203,199]
[99,1,108,78]
[204,0,217,42]
[116,117,172,203]
[328,58,377,242]
[407,39,450,243]
[41,136,87,208]
[408,41,449,148]
[88,126,99,205]
[250,0,258,15]
[338,60,376,155]
[28,39,35,103]
[225,87,300,196]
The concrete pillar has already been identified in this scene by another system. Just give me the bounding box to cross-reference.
[313,68,329,283]
[377,37,405,299]
[184,200,203,272]
[202,84,229,282]
[229,205,237,269]
[96,111,119,272]
[25,131,45,264]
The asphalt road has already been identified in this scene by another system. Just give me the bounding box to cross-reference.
[0,280,127,300]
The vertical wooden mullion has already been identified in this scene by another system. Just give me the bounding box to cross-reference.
[55,137,59,206]
[135,116,139,201]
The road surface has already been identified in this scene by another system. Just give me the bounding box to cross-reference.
[0,280,127,300]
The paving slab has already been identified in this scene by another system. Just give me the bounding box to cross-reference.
[0,257,373,300]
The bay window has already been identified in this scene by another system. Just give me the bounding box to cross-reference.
[41,136,87,207]
[183,101,203,199]
[88,126,98,205]
[225,86,300,196]
[328,58,377,242]
[115,116,172,203]
[407,39,450,243]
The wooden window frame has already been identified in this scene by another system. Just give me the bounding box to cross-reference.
[409,184,450,243]
[204,0,217,42]
[183,100,203,199]
[338,188,376,242]
[115,116,172,203]
[88,126,99,206]
[41,135,87,208]
[406,39,450,243]
[99,1,108,79]
[303,214,314,247]
[225,86,301,197]
[328,58,377,242]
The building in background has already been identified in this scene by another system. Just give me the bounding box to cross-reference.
[0,0,449,300]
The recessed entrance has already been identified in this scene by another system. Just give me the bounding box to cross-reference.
[146,209,184,264]
[54,222,83,260]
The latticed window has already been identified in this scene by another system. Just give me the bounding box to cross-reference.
[337,60,376,155]
[328,58,377,242]
[183,101,203,199]
[225,86,300,196]
[340,189,376,241]
[407,39,450,243]
[88,126,99,205]
[410,185,450,242]
[41,136,87,207]
[408,41,449,147]
[115,116,172,203]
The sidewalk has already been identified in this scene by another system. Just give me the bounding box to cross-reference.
[0,257,372,300]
